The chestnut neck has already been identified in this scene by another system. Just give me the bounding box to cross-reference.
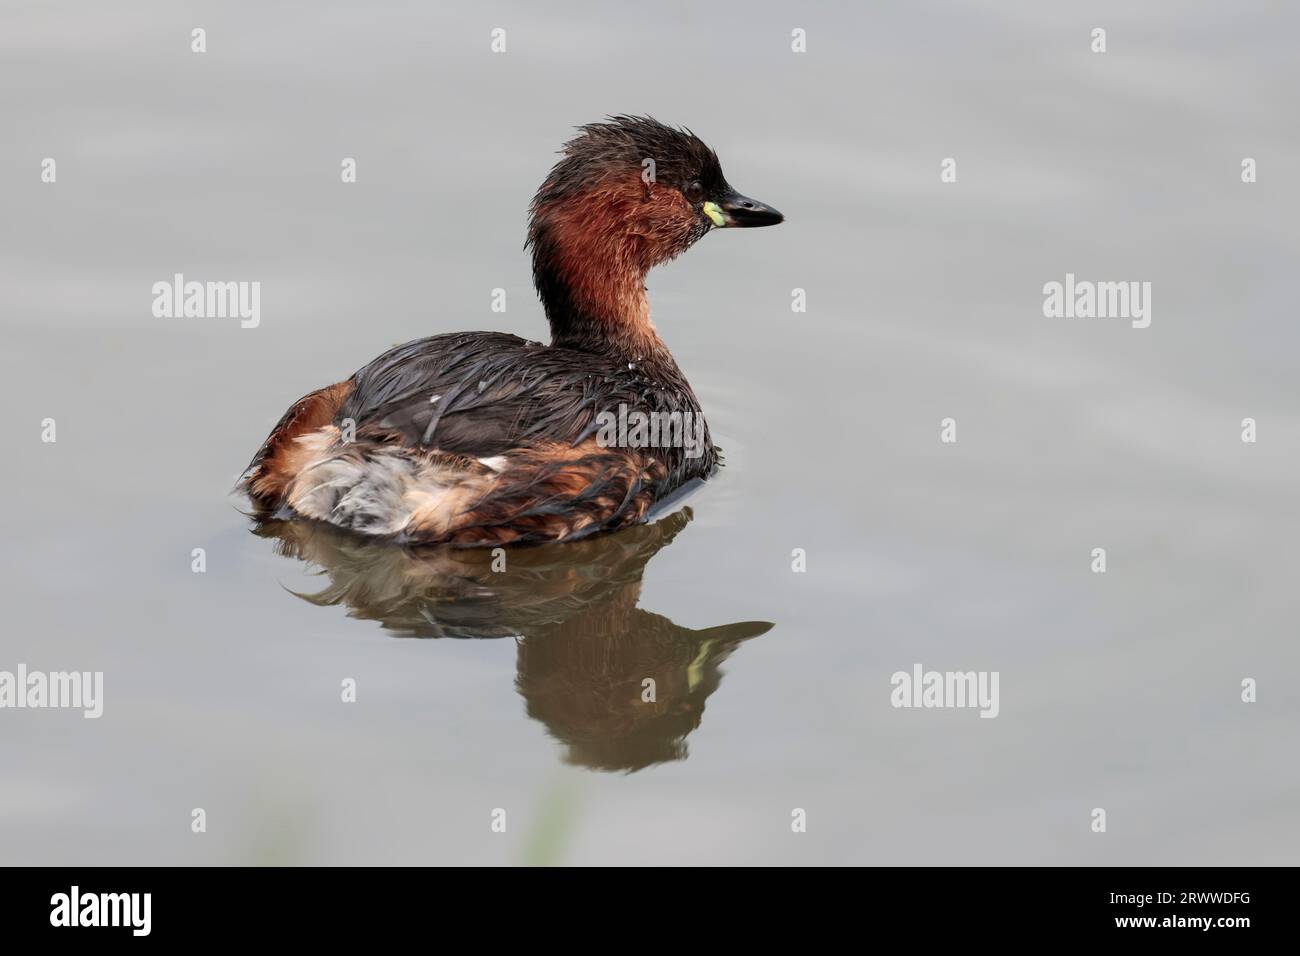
[530,191,677,369]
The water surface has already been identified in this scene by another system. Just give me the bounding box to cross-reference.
[3,0,1298,864]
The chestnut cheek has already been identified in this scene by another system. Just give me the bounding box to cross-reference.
[629,195,696,262]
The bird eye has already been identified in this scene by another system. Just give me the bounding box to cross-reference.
[684,181,704,203]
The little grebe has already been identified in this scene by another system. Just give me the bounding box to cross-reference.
[241,116,782,546]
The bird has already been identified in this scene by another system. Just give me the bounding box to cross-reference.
[240,116,782,546]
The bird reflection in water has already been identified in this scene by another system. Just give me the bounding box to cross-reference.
[254,508,772,772]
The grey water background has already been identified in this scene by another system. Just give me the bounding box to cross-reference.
[3,0,1298,865]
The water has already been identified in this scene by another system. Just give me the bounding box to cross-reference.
[3,0,1298,864]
